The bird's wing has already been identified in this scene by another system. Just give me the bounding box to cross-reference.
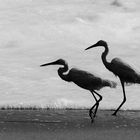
[69,68,103,89]
[111,58,137,80]
[69,68,102,81]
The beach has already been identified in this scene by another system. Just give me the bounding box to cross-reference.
[0,109,139,140]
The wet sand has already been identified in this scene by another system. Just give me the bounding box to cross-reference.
[0,109,140,140]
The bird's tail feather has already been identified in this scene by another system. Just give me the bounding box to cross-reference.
[103,80,117,88]
[135,73,140,84]
[110,81,117,88]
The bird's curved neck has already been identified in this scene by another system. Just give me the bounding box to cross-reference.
[58,63,71,82]
[101,45,110,70]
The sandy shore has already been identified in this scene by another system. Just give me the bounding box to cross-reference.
[0,109,139,140]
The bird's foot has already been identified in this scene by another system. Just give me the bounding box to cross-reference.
[112,112,117,116]
[89,109,93,118]
[89,109,95,117]
[91,118,94,123]
[93,111,97,118]
[89,111,96,123]
[90,113,95,124]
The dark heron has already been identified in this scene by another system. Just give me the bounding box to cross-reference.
[40,58,117,122]
[85,40,140,116]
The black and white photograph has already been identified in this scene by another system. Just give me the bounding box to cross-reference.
[0,0,140,139]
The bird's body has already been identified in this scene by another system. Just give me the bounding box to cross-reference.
[85,40,140,115]
[40,59,116,122]
[109,58,140,84]
[68,68,115,91]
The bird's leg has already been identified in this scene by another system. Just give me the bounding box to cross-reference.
[92,90,102,118]
[112,79,126,116]
[89,104,98,123]
[89,91,98,123]
[92,102,99,119]
[89,91,102,123]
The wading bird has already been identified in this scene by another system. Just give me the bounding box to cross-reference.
[85,40,140,116]
[40,59,117,122]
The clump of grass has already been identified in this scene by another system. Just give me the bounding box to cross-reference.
[0,105,44,110]
[0,105,88,110]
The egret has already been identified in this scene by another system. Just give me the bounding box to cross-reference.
[40,59,117,122]
[85,40,140,116]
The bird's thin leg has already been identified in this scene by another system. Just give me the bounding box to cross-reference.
[112,79,126,116]
[89,91,98,123]
[89,91,102,123]
[92,90,102,118]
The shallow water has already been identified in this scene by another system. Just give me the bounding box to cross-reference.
[0,0,140,109]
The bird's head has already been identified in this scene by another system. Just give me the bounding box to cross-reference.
[40,59,67,67]
[85,40,107,50]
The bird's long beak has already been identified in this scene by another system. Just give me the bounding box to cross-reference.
[85,43,98,50]
[40,61,58,67]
